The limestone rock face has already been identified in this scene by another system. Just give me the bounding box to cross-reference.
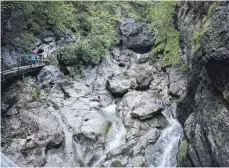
[37,65,61,88]
[1,12,187,168]
[120,17,154,54]
[130,99,164,120]
[176,1,229,167]
[168,66,187,97]
[106,74,136,97]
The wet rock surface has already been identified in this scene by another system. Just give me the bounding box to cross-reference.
[1,46,185,167]
[176,1,229,167]
[1,17,186,167]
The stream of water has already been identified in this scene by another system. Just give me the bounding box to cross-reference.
[103,102,126,152]
[149,106,182,167]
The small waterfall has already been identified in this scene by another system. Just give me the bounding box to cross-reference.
[92,102,126,167]
[147,105,182,167]
[103,103,126,152]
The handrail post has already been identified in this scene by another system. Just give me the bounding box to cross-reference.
[1,57,4,81]
[17,55,20,73]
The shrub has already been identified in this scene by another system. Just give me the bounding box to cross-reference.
[124,1,184,67]
[177,139,189,166]
[57,2,120,66]
[57,45,80,66]
[30,83,41,101]
[192,2,218,56]
[46,54,59,66]
[1,1,77,52]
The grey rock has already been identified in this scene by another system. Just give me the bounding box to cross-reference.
[130,100,164,120]
[125,34,154,54]
[136,75,153,90]
[43,36,54,44]
[80,111,108,141]
[106,75,136,97]
[120,18,143,36]
[138,54,149,64]
[168,66,187,97]
[132,129,160,155]
[177,1,229,166]
[126,155,145,167]
[37,65,61,87]
[120,17,154,54]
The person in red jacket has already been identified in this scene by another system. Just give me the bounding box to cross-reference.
[31,48,37,66]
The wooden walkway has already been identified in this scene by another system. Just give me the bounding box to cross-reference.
[1,55,48,81]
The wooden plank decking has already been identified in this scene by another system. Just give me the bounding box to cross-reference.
[1,55,48,81]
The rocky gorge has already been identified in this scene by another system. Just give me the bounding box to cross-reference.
[1,1,229,167]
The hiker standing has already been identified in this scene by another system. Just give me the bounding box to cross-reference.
[31,48,37,66]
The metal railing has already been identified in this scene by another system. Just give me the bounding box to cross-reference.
[1,54,47,80]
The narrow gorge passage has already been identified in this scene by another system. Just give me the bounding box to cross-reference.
[1,43,186,167]
[3,1,228,167]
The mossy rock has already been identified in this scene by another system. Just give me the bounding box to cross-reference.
[30,83,41,101]
[177,139,189,166]
[111,160,124,167]
[104,121,112,139]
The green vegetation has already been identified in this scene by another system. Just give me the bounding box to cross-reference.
[193,18,210,44]
[46,53,59,66]
[104,121,111,139]
[30,83,41,101]
[1,1,76,52]
[111,160,124,167]
[2,1,185,67]
[124,1,183,67]
[1,1,76,33]
[208,1,219,17]
[192,2,218,55]
[57,2,120,65]
[177,139,189,166]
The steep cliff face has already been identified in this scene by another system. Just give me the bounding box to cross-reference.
[177,1,229,166]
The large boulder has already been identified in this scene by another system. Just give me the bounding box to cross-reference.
[120,18,143,36]
[125,34,154,54]
[120,18,154,54]
[80,111,109,141]
[37,65,61,88]
[130,100,164,120]
[106,74,136,97]
[136,74,153,90]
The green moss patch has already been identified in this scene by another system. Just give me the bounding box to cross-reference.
[30,83,41,101]
[104,121,112,139]
[177,139,189,166]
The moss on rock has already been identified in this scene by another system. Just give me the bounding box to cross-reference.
[177,139,189,166]
[104,121,111,139]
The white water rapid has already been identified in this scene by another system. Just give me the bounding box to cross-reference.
[148,105,182,167]
[102,102,126,152]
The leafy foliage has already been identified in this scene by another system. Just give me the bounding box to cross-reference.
[1,1,76,53]
[177,139,189,166]
[30,83,41,101]
[124,1,183,67]
[57,2,120,65]
[192,2,218,55]
[1,1,76,33]
[2,1,184,67]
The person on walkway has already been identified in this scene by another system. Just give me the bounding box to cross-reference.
[31,48,37,66]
